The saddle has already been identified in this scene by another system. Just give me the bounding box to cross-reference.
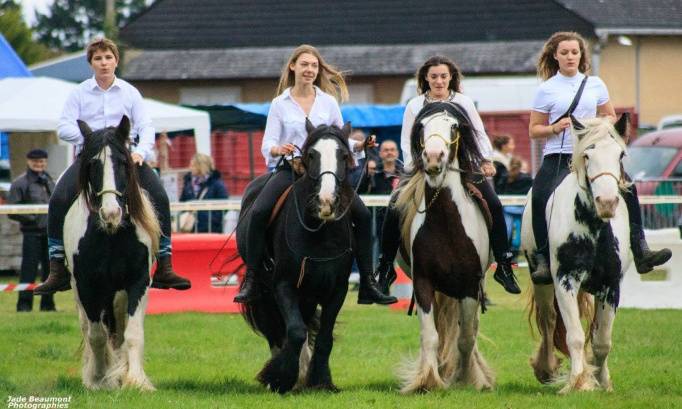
[464,181,493,232]
[268,185,293,226]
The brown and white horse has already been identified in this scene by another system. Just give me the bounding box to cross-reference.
[395,102,494,393]
[521,114,631,394]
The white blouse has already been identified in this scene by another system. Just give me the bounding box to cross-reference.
[400,93,493,169]
[261,86,344,168]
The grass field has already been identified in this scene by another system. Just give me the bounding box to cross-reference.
[1,270,681,408]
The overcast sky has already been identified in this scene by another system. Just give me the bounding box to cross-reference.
[19,0,53,25]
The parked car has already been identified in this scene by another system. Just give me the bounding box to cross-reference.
[624,127,682,228]
[657,114,682,130]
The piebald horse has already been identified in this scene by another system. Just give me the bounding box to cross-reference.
[396,102,494,393]
[521,114,631,394]
[64,116,160,390]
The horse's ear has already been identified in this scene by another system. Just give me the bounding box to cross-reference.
[614,112,630,137]
[570,115,585,133]
[342,122,352,139]
[305,118,315,135]
[78,120,93,138]
[116,115,131,142]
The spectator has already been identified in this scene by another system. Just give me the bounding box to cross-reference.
[358,139,402,194]
[498,156,533,195]
[8,149,56,312]
[491,134,516,193]
[349,129,379,187]
[180,153,229,233]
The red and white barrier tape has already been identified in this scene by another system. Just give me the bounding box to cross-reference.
[0,283,39,292]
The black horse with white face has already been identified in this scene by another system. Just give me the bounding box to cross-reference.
[238,121,356,394]
[64,116,160,390]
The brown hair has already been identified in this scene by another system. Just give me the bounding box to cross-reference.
[86,37,120,63]
[537,32,591,80]
[275,44,349,102]
[492,134,512,151]
[416,55,462,95]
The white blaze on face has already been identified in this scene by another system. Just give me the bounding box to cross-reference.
[314,139,339,217]
[588,141,622,218]
[421,112,458,172]
[99,146,122,227]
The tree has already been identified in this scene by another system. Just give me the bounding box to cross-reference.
[33,0,150,52]
[0,0,53,64]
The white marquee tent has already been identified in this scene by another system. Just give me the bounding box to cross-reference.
[0,77,211,155]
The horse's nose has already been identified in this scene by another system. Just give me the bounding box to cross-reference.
[424,149,444,173]
[99,205,122,227]
[595,195,619,218]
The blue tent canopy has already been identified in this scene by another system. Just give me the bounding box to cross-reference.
[0,34,32,78]
[234,103,405,128]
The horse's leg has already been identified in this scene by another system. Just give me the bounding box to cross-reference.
[83,320,110,389]
[530,283,562,384]
[554,282,596,394]
[399,280,445,393]
[306,285,346,392]
[101,290,129,390]
[454,297,494,390]
[122,291,154,391]
[295,301,317,390]
[592,300,615,391]
[257,280,306,394]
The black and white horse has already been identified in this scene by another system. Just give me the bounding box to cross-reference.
[521,114,631,394]
[395,102,494,393]
[63,116,160,390]
[238,121,356,394]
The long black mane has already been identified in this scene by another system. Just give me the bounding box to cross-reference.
[409,101,484,173]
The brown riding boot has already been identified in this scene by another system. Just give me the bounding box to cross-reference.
[33,260,71,295]
[151,255,191,290]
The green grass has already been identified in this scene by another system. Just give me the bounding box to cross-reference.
[1,270,681,408]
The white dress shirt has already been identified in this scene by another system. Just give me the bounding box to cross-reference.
[261,86,350,168]
[400,93,493,169]
[58,77,155,161]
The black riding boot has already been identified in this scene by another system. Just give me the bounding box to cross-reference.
[358,273,397,305]
[234,269,260,303]
[493,252,521,294]
[376,255,398,296]
[630,223,672,274]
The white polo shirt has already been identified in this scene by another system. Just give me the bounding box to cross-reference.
[261,86,348,169]
[532,72,610,155]
[58,77,155,161]
[400,93,493,169]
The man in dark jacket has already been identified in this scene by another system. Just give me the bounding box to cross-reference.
[8,149,56,312]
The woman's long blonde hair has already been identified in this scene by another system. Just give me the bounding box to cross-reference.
[190,153,214,177]
[537,31,591,80]
[275,44,349,102]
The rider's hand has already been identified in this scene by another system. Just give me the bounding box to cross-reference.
[131,152,144,166]
[364,135,377,149]
[276,143,296,156]
[481,160,496,177]
[552,117,572,134]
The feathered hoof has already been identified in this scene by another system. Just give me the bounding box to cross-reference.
[530,356,562,385]
[399,367,447,394]
[258,366,298,394]
[123,376,156,392]
[558,370,598,395]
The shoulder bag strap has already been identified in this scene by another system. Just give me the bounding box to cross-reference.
[551,75,589,125]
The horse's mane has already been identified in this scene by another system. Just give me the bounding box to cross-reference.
[571,117,629,191]
[78,127,160,253]
[396,102,485,250]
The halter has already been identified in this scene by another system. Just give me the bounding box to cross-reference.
[588,171,622,185]
[96,189,123,197]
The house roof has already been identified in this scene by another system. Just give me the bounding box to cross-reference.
[556,0,682,34]
[122,40,545,80]
[120,0,594,49]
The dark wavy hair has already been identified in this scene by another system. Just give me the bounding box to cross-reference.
[408,102,484,172]
[416,55,463,95]
[537,31,591,80]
